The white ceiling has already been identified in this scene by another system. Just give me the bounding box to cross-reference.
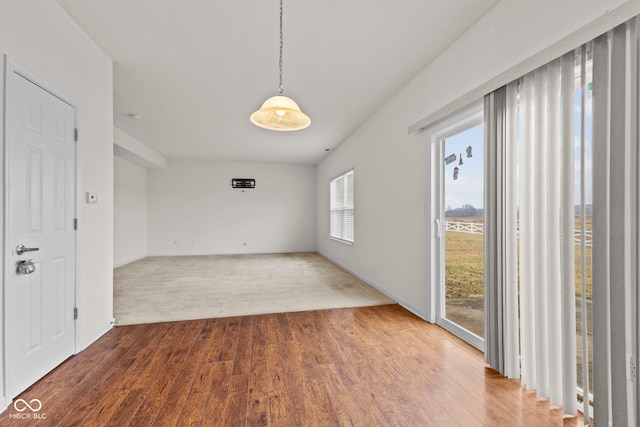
[57,0,499,164]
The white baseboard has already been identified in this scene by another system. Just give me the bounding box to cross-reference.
[146,249,317,257]
[113,254,147,268]
[0,397,7,415]
[77,319,114,353]
[319,252,432,322]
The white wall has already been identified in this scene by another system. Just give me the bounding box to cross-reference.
[114,157,147,267]
[317,0,640,320]
[148,160,316,255]
[0,0,114,405]
[114,126,168,169]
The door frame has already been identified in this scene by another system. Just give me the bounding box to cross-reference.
[426,100,484,351]
[3,57,81,401]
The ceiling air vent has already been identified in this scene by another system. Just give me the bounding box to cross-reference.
[231,178,255,189]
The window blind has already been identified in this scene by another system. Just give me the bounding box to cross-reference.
[484,17,640,424]
[485,51,584,418]
[330,170,354,243]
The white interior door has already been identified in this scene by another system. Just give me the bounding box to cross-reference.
[4,62,77,400]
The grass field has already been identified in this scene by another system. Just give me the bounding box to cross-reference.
[445,217,592,300]
[445,232,484,299]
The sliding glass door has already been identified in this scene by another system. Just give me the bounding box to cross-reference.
[434,109,484,350]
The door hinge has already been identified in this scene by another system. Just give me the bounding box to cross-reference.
[74,307,78,320]
[74,218,78,230]
[74,128,78,142]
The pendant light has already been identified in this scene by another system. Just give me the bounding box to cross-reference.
[250,0,310,131]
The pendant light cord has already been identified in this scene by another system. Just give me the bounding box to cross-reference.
[279,0,284,94]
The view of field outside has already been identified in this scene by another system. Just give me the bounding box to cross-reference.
[444,229,483,299]
[445,217,592,300]
[442,123,485,338]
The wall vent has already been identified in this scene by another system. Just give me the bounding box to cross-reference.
[231,178,256,189]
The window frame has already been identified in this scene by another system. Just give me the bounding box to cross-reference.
[329,169,355,244]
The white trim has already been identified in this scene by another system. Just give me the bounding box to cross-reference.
[328,236,354,246]
[3,57,81,399]
[73,103,82,356]
[329,167,355,183]
[0,397,7,415]
[78,320,114,353]
[329,169,355,244]
[425,134,439,323]
[408,1,640,134]
[145,250,317,258]
[438,316,484,352]
[319,252,430,322]
[424,100,484,140]
[113,254,147,268]
[425,100,485,351]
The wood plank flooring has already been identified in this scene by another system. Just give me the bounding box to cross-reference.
[1,304,591,426]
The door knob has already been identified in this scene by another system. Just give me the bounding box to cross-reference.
[16,244,39,255]
[17,259,36,275]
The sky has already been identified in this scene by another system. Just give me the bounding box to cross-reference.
[444,123,484,210]
[442,85,593,212]
[574,86,593,206]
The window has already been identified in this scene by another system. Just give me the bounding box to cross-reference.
[329,170,354,243]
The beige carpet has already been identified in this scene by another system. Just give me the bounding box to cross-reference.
[113,252,395,325]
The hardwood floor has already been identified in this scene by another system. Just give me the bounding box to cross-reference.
[1,304,590,426]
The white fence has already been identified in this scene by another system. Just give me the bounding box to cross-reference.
[445,221,484,234]
[575,230,592,247]
[445,221,592,247]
